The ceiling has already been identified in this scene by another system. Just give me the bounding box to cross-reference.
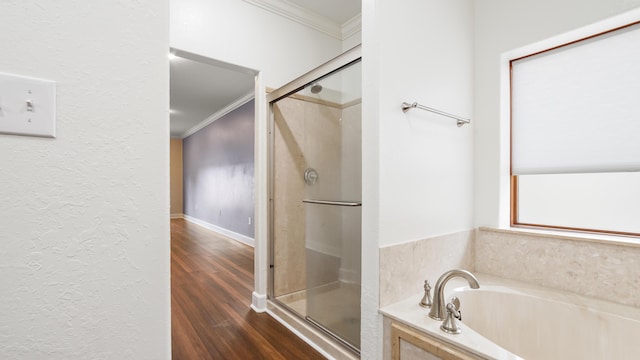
[169,0,361,138]
[170,55,254,138]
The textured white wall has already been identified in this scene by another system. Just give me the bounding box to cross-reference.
[361,0,474,358]
[0,2,170,359]
[474,0,640,228]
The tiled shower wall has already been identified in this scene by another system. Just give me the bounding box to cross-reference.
[272,95,362,297]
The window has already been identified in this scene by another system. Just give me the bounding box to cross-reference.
[510,20,640,236]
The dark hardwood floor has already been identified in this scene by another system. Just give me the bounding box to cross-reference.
[171,219,326,359]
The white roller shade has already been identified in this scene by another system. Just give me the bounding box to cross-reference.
[511,22,640,175]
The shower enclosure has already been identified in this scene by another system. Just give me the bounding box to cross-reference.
[267,47,362,353]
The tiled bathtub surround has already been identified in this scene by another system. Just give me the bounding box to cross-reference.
[476,227,640,308]
[379,230,475,307]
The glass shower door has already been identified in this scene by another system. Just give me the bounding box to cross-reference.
[270,58,362,352]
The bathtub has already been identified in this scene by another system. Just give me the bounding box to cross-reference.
[380,274,640,359]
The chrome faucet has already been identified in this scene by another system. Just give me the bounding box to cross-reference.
[428,269,480,321]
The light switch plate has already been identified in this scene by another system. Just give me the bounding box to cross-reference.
[0,72,56,138]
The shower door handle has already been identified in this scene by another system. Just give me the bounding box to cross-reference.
[302,199,362,207]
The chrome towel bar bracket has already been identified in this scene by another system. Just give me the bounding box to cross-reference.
[401,101,471,127]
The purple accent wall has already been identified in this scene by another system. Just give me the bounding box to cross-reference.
[183,101,255,238]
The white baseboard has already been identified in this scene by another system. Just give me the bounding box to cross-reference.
[251,291,267,313]
[170,213,184,219]
[183,214,255,247]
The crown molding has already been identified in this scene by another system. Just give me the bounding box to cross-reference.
[181,92,255,139]
[342,13,362,40]
[243,0,361,40]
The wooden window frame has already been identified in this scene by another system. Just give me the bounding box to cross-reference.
[509,20,640,238]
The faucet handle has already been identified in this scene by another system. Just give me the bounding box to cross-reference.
[419,280,432,308]
[440,297,462,334]
[449,296,461,320]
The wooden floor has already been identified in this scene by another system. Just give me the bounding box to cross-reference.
[171,219,326,360]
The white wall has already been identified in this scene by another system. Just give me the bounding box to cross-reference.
[0,2,170,360]
[376,0,475,247]
[170,0,343,89]
[361,0,474,358]
[474,0,640,228]
[361,0,381,357]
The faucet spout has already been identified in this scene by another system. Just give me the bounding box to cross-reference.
[428,269,479,321]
